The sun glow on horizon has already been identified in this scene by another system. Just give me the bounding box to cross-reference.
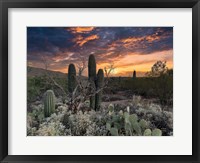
[43,49,173,77]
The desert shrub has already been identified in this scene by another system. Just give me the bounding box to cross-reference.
[27,104,44,129]
[36,119,67,136]
[153,74,173,105]
[62,110,108,136]
[27,77,47,103]
[28,95,172,136]
[27,76,67,104]
[135,105,173,136]
[27,99,68,136]
[115,76,173,106]
[104,62,173,106]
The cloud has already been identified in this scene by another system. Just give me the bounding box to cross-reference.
[108,31,172,55]
[67,27,95,34]
[27,27,173,76]
[73,34,99,46]
[27,27,74,57]
[53,52,74,63]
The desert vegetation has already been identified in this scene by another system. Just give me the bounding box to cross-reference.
[27,55,173,136]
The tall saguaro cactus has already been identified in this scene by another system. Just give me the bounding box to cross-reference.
[44,90,55,117]
[95,69,104,110]
[88,54,96,109]
[68,63,77,93]
[133,70,136,79]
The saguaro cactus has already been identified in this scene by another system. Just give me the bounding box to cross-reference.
[95,69,104,110]
[44,90,55,117]
[133,70,136,78]
[68,63,77,93]
[88,54,96,80]
[88,55,96,109]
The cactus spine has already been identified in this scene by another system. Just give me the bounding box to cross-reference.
[95,69,104,110]
[133,70,136,78]
[88,55,96,109]
[68,63,77,93]
[44,90,55,117]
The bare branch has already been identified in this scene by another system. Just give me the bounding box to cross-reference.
[104,63,115,78]
[40,55,67,96]
[76,57,87,77]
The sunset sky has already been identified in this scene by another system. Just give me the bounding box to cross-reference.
[27,27,173,77]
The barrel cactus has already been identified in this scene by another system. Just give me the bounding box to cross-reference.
[95,69,104,110]
[68,63,77,93]
[88,54,96,109]
[44,90,55,117]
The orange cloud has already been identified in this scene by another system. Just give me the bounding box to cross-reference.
[68,27,95,34]
[72,35,83,44]
[121,37,144,44]
[73,35,99,46]
[121,35,160,43]
[111,33,166,50]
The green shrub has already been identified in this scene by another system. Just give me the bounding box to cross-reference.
[27,76,67,103]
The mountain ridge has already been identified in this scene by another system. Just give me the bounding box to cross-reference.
[27,66,67,78]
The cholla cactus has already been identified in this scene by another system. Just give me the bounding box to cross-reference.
[44,90,55,117]
[95,69,104,111]
[88,55,96,109]
[68,63,77,93]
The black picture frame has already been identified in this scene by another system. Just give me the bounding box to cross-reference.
[0,0,199,162]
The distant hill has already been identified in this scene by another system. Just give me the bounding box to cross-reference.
[27,66,67,78]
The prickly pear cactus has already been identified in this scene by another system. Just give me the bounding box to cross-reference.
[95,69,104,110]
[125,122,132,135]
[110,127,118,136]
[44,90,55,117]
[106,122,111,131]
[124,112,130,123]
[88,55,96,109]
[68,63,77,93]
[129,114,138,124]
[152,128,162,136]
[139,119,148,130]
[143,129,152,136]
[132,121,142,135]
